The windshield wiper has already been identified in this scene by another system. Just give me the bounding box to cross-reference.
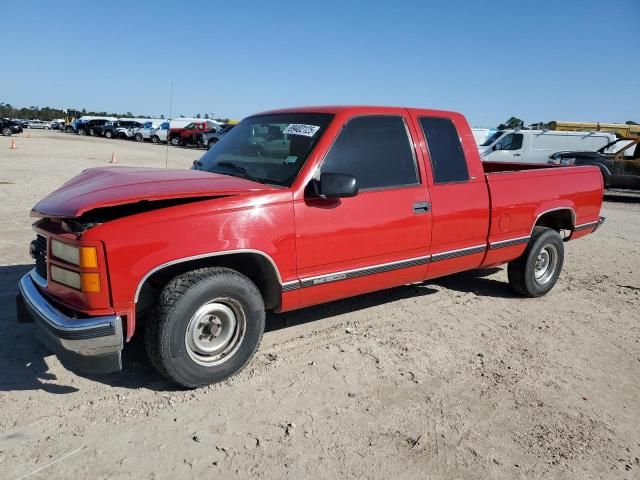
[214,161,261,183]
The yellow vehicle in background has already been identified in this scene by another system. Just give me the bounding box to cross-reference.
[546,121,640,138]
[62,109,81,132]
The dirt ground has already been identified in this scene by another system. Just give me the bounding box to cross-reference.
[1,130,639,479]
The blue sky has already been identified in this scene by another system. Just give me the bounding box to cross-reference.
[1,0,638,127]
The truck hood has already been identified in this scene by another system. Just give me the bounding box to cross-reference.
[32,166,277,218]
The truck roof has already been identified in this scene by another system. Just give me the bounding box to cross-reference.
[254,105,461,117]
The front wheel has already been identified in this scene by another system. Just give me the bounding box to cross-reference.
[170,136,181,146]
[207,138,218,150]
[145,267,265,388]
[151,135,160,144]
[135,133,143,142]
[78,128,86,136]
[105,130,113,139]
[1,127,12,136]
[508,227,564,297]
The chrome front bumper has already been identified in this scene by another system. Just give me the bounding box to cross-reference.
[16,269,123,374]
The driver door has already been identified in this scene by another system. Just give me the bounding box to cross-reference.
[294,112,432,308]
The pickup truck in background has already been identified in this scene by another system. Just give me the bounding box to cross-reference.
[16,106,605,388]
[168,120,219,146]
[550,137,640,190]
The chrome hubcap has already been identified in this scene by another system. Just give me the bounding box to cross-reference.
[534,244,558,285]
[185,299,246,366]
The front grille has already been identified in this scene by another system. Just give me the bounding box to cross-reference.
[32,235,47,279]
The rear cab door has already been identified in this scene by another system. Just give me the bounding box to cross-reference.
[407,109,490,278]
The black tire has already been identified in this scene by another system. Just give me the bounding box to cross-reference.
[105,130,113,139]
[78,128,86,136]
[508,227,564,297]
[207,138,218,150]
[170,136,181,146]
[151,135,160,144]
[145,267,265,388]
[135,133,143,142]
[1,127,12,136]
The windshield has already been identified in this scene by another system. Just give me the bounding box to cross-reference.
[600,139,637,155]
[195,113,334,187]
[480,131,506,147]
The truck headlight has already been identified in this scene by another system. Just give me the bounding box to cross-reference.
[51,240,98,267]
[51,265,82,289]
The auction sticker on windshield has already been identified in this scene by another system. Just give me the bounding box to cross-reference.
[283,124,320,137]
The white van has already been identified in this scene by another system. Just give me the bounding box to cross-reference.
[479,130,617,164]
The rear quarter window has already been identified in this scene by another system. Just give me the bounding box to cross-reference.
[419,117,469,184]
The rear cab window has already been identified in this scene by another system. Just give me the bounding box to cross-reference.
[419,117,469,184]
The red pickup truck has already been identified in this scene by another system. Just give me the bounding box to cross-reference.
[168,120,218,146]
[17,106,605,388]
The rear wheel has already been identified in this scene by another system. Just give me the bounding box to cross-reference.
[207,138,218,150]
[151,135,160,144]
[78,128,86,136]
[508,227,564,297]
[145,267,265,388]
[135,133,143,142]
[105,130,113,139]
[170,136,181,146]
[1,127,12,136]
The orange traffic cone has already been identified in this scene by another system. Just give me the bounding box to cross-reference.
[10,138,16,149]
[27,129,31,138]
[109,152,117,163]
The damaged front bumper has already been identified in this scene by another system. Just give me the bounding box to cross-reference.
[16,269,123,374]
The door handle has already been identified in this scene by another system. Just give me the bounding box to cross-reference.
[413,201,431,214]
[513,153,522,156]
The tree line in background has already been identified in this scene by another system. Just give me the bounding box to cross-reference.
[0,102,229,123]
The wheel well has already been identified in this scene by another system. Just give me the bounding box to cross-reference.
[136,253,282,319]
[535,209,574,232]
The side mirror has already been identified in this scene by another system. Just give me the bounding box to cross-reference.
[312,173,358,199]
[494,143,502,151]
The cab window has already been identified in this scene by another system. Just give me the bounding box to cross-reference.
[321,115,418,190]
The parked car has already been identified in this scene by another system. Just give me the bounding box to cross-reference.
[150,121,170,143]
[550,138,640,190]
[102,120,140,139]
[479,129,616,164]
[16,105,605,388]
[117,121,144,140]
[78,119,111,136]
[1,119,23,136]
[25,120,52,130]
[198,124,236,149]
[168,120,219,146]
[131,121,163,142]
